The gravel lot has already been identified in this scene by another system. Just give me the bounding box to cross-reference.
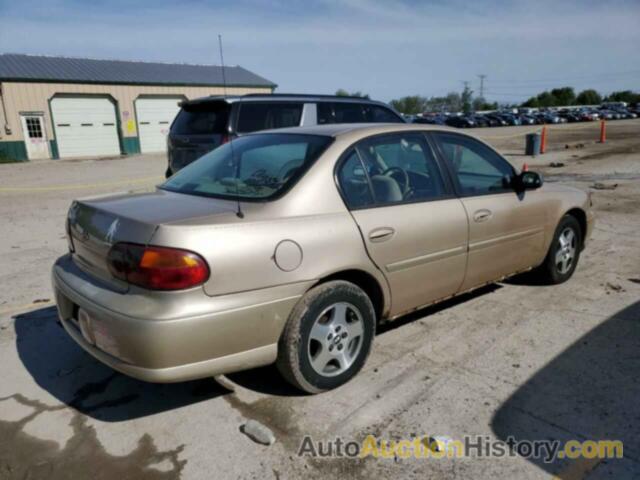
[1,120,639,479]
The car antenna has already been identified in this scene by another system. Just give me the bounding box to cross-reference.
[218,33,243,218]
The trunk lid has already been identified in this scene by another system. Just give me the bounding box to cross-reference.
[67,189,238,290]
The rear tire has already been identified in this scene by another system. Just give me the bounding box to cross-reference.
[536,215,582,284]
[165,167,173,178]
[276,280,375,394]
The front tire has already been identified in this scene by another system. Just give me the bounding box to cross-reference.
[276,280,376,394]
[537,215,582,284]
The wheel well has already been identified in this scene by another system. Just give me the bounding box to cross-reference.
[566,208,587,246]
[317,270,385,322]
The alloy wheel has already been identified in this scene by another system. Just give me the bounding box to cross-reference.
[555,227,577,274]
[307,302,364,377]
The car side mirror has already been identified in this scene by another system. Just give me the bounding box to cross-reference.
[516,171,543,190]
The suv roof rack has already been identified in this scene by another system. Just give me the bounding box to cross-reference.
[241,93,375,101]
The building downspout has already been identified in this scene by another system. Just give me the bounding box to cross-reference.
[0,83,11,136]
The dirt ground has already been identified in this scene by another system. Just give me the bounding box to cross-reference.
[1,120,639,479]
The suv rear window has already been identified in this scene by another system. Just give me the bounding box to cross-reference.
[318,102,402,124]
[171,102,230,135]
[236,102,303,133]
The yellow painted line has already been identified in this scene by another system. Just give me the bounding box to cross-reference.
[0,300,54,316]
[0,176,162,193]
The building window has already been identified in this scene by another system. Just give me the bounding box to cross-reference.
[25,117,43,138]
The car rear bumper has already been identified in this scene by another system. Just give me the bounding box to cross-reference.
[52,254,311,382]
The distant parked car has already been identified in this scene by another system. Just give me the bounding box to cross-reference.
[470,115,490,128]
[445,115,477,128]
[598,110,614,120]
[413,115,446,125]
[575,109,596,121]
[519,115,537,125]
[559,110,581,123]
[485,114,508,127]
[499,114,521,126]
[166,94,405,177]
[480,115,501,127]
[612,108,636,119]
[534,112,560,124]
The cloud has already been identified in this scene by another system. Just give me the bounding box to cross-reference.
[1,0,639,102]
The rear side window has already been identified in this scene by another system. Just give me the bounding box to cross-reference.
[318,102,365,124]
[171,103,229,135]
[338,151,374,208]
[363,105,403,123]
[236,102,303,133]
[318,102,402,124]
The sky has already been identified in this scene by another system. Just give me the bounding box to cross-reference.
[1,0,639,103]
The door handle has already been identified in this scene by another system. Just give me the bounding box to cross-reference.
[368,227,395,243]
[473,209,493,223]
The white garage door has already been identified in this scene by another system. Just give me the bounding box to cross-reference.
[51,97,120,158]
[135,97,182,153]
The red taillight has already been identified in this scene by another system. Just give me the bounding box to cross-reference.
[107,243,209,291]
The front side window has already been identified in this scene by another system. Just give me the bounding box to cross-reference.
[236,102,303,133]
[161,134,332,200]
[433,132,515,196]
[337,133,447,208]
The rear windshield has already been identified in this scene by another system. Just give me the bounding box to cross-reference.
[236,102,303,133]
[171,102,230,135]
[160,133,333,200]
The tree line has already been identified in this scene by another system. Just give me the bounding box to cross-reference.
[522,88,640,108]
[335,88,639,115]
[336,87,496,115]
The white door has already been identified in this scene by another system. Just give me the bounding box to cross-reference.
[135,97,182,153]
[51,97,120,158]
[20,114,50,160]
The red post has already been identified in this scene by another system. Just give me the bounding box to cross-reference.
[540,125,547,154]
[599,120,606,143]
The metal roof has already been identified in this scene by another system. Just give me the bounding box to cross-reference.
[0,53,276,88]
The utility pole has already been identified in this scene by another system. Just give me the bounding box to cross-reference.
[478,74,486,99]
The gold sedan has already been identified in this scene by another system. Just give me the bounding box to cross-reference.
[52,124,593,393]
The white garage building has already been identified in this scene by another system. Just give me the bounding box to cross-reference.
[0,54,276,161]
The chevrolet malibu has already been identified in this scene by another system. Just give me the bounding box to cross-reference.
[52,124,594,393]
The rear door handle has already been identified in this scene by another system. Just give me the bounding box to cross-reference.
[368,227,395,243]
[473,209,493,223]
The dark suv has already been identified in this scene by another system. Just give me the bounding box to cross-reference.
[166,94,404,176]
